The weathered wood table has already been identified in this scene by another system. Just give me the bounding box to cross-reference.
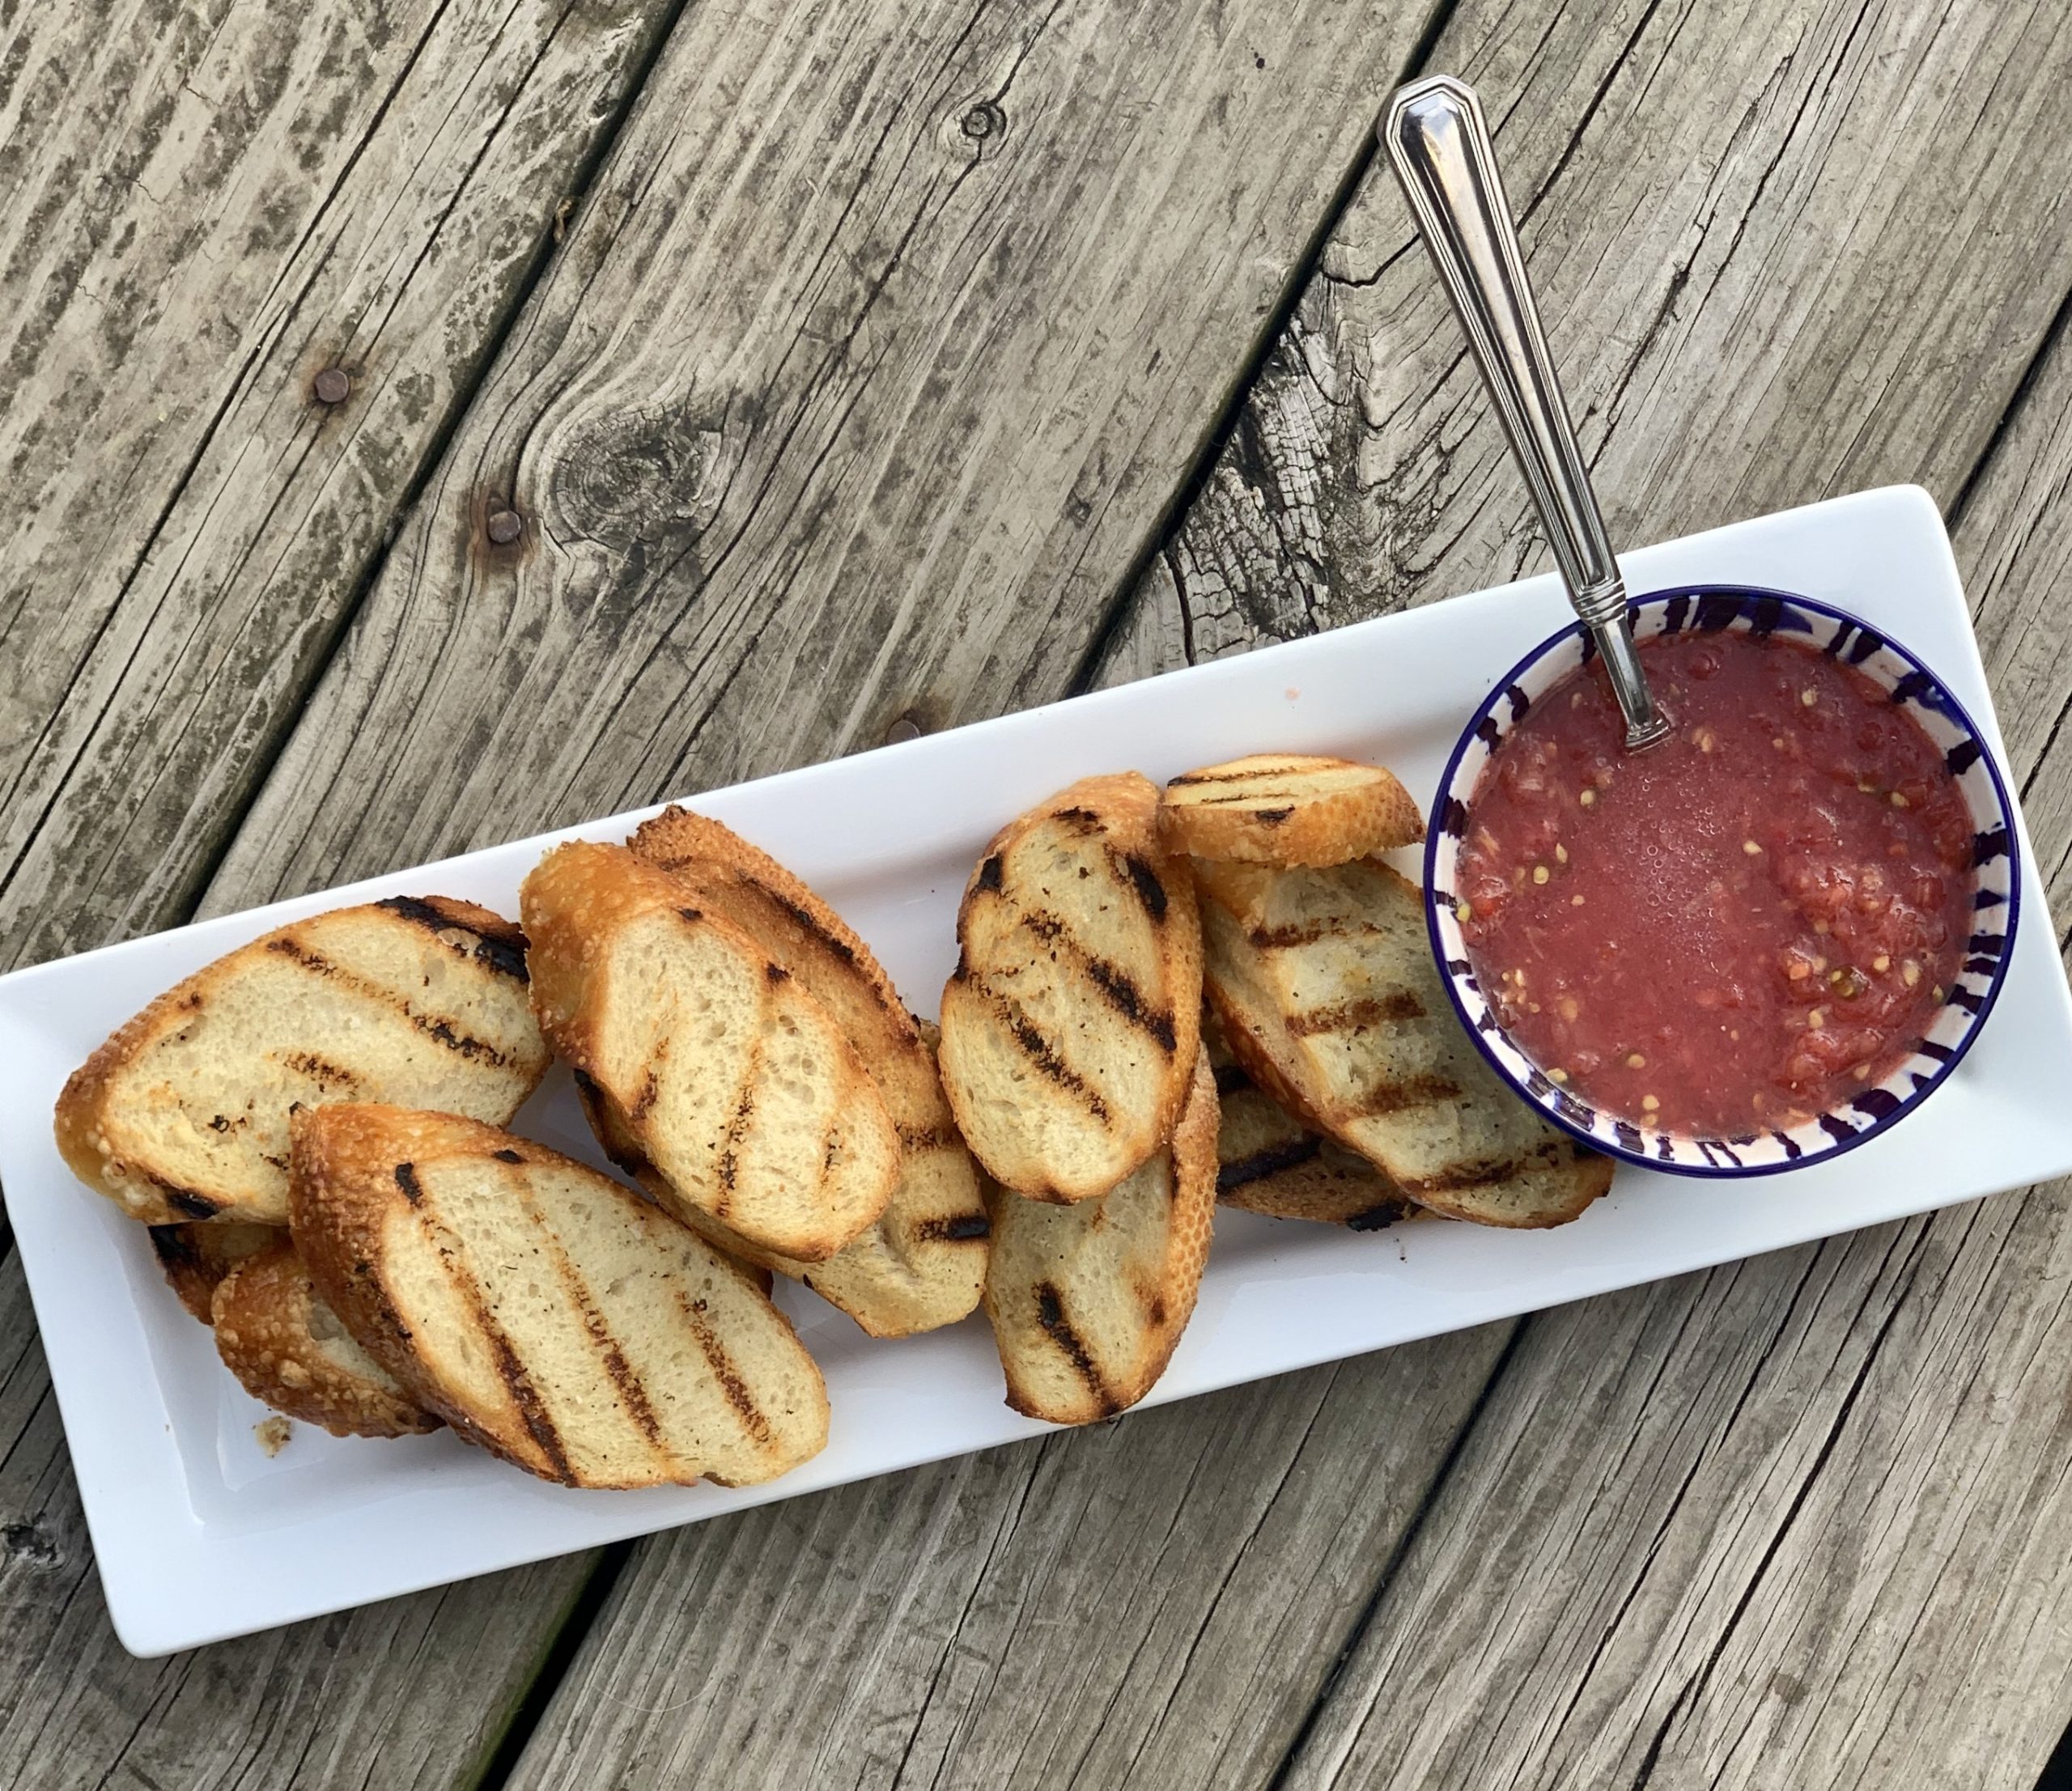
[6,0,2072,1785]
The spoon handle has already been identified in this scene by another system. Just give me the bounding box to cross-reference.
[1381,75,1669,749]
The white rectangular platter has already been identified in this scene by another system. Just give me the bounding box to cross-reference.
[3,485,2069,1657]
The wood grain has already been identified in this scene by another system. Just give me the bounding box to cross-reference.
[1099,0,2072,677]
[1078,0,2072,1778]
[0,0,675,975]
[488,1,2072,1788]
[503,1328,1510,1791]
[0,1246,593,1790]
[206,0,1449,906]
[0,1,679,1781]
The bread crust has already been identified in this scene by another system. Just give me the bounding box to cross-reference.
[522,840,898,1263]
[939,773,1203,1203]
[982,1049,1217,1424]
[290,1105,829,1487]
[1161,754,1425,868]
[54,897,546,1224]
[148,1220,280,1323]
[626,808,988,1335]
[1195,856,1611,1229]
[211,1237,440,1438]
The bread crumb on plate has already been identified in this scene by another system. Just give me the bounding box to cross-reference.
[254,1415,292,1457]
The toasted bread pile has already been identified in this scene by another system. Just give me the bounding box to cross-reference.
[55,748,1611,1473]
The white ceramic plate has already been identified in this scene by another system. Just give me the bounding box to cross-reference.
[3,486,2067,1657]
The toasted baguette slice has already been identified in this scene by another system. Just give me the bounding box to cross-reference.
[1196,857,1611,1228]
[939,774,1202,1203]
[291,1106,828,1487]
[211,1237,439,1438]
[588,808,991,1333]
[522,841,898,1263]
[55,898,548,1225]
[149,1220,280,1322]
[983,1050,1216,1424]
[1203,1011,1411,1230]
[1161,754,1424,868]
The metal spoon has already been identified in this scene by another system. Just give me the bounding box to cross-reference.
[1382,75,1671,751]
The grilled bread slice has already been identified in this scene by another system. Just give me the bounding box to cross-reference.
[150,1221,280,1322]
[1196,857,1611,1228]
[55,897,548,1225]
[612,806,987,1335]
[522,841,899,1263]
[1204,1012,1411,1230]
[211,1236,440,1438]
[983,1050,1217,1424]
[1161,754,1424,868]
[939,773,1202,1203]
[291,1106,829,1487]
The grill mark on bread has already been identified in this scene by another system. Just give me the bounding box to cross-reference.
[1119,853,1170,923]
[771,889,859,964]
[152,1179,220,1220]
[1397,1147,1564,1196]
[1021,907,1178,1052]
[1167,764,1302,787]
[1352,1073,1462,1118]
[493,1148,524,1164]
[974,853,1004,893]
[1034,1282,1120,1417]
[374,896,530,983]
[1246,918,1388,949]
[1287,993,1424,1036]
[393,1162,423,1205]
[283,1050,362,1089]
[993,995,1110,1123]
[764,962,790,984]
[895,1123,958,1152]
[261,936,509,1064]
[677,1291,774,1445]
[914,1212,991,1243]
[714,1038,762,1216]
[421,1214,571,1479]
[519,1183,663,1450]
[1216,1135,1322,1192]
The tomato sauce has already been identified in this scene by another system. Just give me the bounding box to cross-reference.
[1454,630,1974,1140]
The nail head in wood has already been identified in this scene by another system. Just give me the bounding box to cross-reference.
[883,714,923,745]
[313,367,351,405]
[486,508,524,545]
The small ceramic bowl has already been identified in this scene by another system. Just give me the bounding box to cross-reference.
[1424,585,2020,1177]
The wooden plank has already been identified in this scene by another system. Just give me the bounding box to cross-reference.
[0,0,675,974]
[204,0,1447,903]
[503,1336,1509,1791]
[1279,371,2072,1782]
[488,2,2072,1789]
[1105,0,2072,670]
[1081,0,2072,1778]
[0,1250,592,1790]
[2,0,1450,1781]
[0,2,679,1784]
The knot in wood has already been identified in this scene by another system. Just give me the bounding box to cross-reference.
[550,401,724,558]
[961,101,1004,141]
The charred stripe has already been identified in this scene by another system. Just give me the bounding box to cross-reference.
[1287,992,1424,1036]
[1035,1282,1120,1416]
[1217,1135,1321,1192]
[914,1211,991,1243]
[1351,1073,1461,1118]
[678,1294,775,1445]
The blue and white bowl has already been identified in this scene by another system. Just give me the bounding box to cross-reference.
[1424,585,2021,1177]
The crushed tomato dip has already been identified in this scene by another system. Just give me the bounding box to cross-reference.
[1454,630,1973,1139]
